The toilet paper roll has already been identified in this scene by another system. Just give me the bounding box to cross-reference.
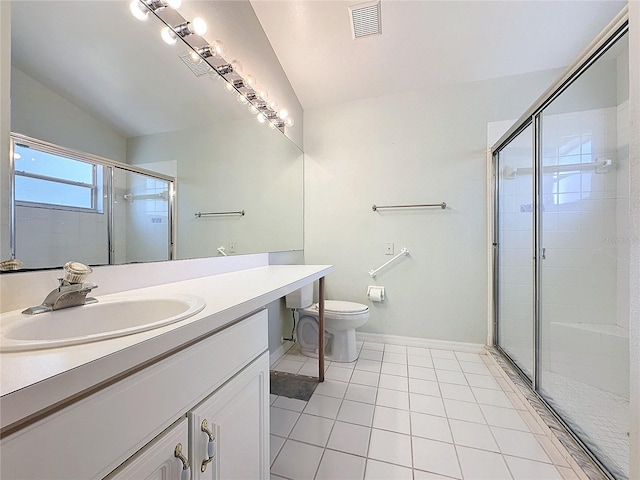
[367,286,385,302]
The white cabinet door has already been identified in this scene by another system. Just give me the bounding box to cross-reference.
[106,417,190,480]
[189,352,270,480]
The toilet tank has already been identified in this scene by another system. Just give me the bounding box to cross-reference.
[285,284,313,309]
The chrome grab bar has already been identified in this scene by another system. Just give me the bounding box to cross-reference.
[372,203,446,211]
[369,248,409,278]
[195,210,245,217]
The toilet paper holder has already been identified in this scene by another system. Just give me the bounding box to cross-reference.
[367,286,385,302]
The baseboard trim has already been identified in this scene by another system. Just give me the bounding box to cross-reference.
[355,332,486,354]
[270,341,296,366]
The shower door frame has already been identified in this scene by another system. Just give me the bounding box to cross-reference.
[9,132,176,265]
[491,9,629,480]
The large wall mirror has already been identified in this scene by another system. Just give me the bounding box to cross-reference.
[5,0,304,270]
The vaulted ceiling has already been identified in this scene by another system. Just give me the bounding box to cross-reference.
[251,0,627,109]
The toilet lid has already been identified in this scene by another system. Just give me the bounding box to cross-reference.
[315,301,368,314]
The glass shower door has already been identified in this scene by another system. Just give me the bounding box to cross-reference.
[112,168,172,264]
[537,32,630,479]
[496,124,534,379]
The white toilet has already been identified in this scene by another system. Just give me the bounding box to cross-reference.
[296,300,369,363]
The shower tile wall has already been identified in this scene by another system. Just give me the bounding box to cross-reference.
[497,106,627,392]
[14,167,170,269]
[539,102,630,478]
[615,100,631,333]
[15,203,109,268]
[120,173,170,263]
[497,124,534,378]
[495,103,630,478]
[539,106,628,397]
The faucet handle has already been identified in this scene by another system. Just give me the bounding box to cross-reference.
[63,261,93,284]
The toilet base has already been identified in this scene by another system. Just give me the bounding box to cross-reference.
[299,328,359,363]
[299,348,360,364]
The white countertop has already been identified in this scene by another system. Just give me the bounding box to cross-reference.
[0,264,333,432]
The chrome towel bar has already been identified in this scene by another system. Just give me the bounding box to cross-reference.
[372,202,446,211]
[194,210,245,217]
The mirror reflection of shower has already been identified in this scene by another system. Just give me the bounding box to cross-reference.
[10,134,175,269]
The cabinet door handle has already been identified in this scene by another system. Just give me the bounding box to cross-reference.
[201,419,216,473]
[174,443,191,480]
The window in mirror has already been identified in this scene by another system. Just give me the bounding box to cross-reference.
[14,143,103,213]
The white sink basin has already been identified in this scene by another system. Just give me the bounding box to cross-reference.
[0,294,206,352]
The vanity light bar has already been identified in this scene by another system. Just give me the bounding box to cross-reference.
[172,19,207,38]
[143,0,168,13]
[133,1,292,132]
[231,79,246,89]
[214,64,233,75]
[195,45,214,58]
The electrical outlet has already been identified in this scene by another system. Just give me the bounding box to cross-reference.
[385,242,394,255]
[229,241,236,253]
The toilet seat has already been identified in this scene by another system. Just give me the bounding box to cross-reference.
[312,301,368,316]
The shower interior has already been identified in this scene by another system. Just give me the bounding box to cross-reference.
[492,20,630,480]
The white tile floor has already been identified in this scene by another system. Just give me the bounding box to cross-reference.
[270,342,581,480]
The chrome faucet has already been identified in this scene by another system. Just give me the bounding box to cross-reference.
[22,262,98,315]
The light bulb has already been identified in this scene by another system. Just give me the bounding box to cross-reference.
[129,0,149,21]
[237,93,249,105]
[167,0,182,8]
[161,26,177,45]
[278,108,289,120]
[284,117,294,128]
[230,60,243,76]
[268,121,277,130]
[244,74,256,89]
[248,105,259,115]
[224,81,235,92]
[189,50,202,65]
[268,99,279,111]
[257,113,266,124]
[257,89,269,101]
[191,17,207,36]
[209,40,225,58]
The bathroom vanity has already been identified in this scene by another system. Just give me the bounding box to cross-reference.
[0,264,332,479]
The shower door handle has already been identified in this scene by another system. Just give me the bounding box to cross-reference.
[542,248,546,260]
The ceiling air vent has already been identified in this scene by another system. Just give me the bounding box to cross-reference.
[178,51,213,77]
[349,0,381,39]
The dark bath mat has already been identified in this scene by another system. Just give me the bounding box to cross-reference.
[270,371,319,401]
